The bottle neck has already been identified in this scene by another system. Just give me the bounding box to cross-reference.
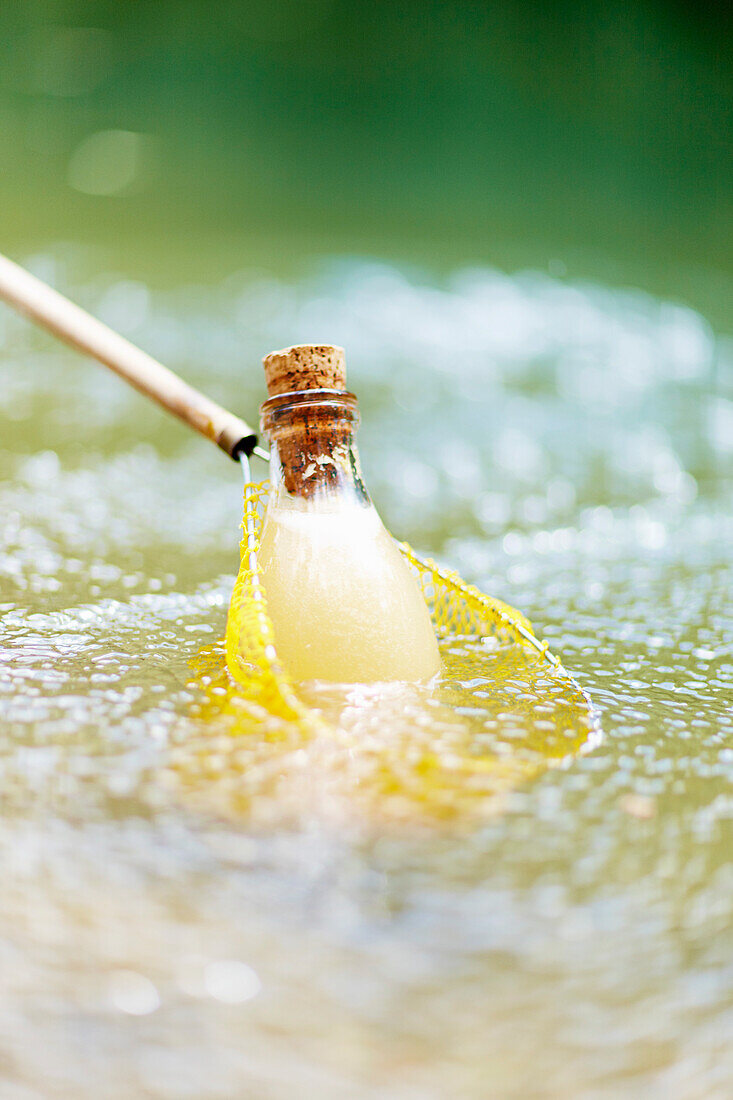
[260,389,370,508]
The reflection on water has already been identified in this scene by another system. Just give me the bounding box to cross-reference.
[0,255,732,1097]
[174,632,598,828]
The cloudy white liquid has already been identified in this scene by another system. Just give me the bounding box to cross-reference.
[257,500,441,684]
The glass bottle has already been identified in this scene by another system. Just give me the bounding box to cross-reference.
[257,345,441,684]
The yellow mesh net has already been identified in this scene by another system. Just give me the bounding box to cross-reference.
[224,480,313,726]
[209,477,600,828]
[168,475,599,824]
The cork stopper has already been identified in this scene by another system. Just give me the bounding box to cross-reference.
[263,344,346,397]
[260,345,359,500]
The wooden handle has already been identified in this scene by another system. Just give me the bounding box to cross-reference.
[0,251,259,460]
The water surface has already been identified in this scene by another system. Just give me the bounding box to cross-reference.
[1,254,732,1098]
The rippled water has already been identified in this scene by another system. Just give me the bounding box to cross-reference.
[1,252,732,1098]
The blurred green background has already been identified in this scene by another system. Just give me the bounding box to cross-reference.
[0,0,731,325]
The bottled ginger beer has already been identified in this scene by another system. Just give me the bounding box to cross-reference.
[257,344,440,684]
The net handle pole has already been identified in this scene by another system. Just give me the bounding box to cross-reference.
[0,250,262,461]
